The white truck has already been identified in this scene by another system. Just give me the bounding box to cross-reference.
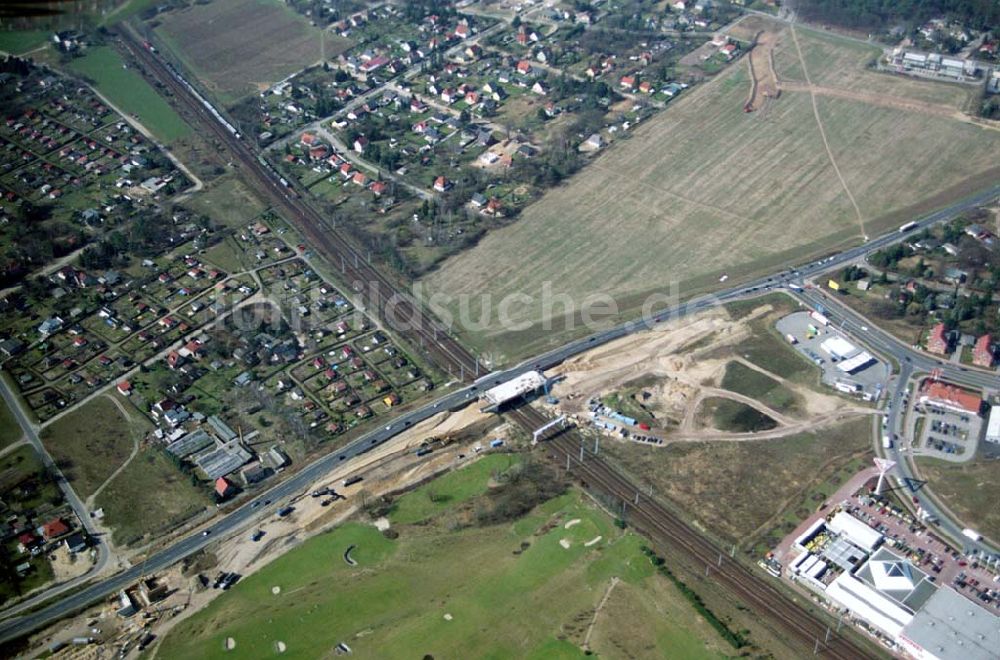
[962,528,982,542]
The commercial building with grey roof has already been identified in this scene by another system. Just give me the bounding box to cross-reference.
[898,587,1000,660]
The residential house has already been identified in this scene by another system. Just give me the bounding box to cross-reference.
[40,518,70,541]
[927,323,950,355]
[973,334,994,368]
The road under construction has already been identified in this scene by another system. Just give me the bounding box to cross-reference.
[5,20,999,656]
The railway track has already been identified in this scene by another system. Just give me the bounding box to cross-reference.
[509,406,878,660]
[115,26,480,380]
[116,28,876,658]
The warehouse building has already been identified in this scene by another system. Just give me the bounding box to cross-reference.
[985,406,1000,444]
[897,587,1000,660]
[820,336,858,361]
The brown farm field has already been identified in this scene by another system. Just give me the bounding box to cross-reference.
[152,0,348,106]
[422,20,1000,361]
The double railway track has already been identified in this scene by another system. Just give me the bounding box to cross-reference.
[509,406,878,659]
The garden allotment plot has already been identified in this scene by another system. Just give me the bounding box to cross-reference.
[422,23,1000,360]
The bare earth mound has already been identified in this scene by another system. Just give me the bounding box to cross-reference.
[422,21,1000,360]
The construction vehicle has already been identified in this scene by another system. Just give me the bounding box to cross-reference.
[543,375,563,404]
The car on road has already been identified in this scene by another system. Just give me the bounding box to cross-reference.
[201,530,211,537]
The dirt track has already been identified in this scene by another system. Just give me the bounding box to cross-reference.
[777,81,1000,132]
[745,30,779,112]
[546,303,874,444]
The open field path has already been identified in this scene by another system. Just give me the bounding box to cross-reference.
[688,386,791,428]
[85,394,142,509]
[0,439,28,460]
[582,576,620,651]
[789,24,866,239]
[673,406,874,443]
[779,81,1000,132]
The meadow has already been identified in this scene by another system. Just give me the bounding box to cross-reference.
[40,396,149,500]
[156,456,731,659]
[153,0,349,107]
[67,46,192,143]
[917,456,1000,543]
[421,24,1000,361]
[604,416,873,547]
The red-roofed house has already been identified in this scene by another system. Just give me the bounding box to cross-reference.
[300,133,317,146]
[18,532,41,553]
[973,334,994,368]
[516,60,532,74]
[919,381,983,415]
[117,380,132,396]
[215,477,236,499]
[41,518,70,540]
[433,176,451,192]
[371,180,388,196]
[352,171,369,187]
[166,350,184,369]
[620,75,636,90]
[927,323,949,355]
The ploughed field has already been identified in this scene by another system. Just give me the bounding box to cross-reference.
[422,23,1000,360]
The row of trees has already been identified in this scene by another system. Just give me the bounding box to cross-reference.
[795,0,1000,32]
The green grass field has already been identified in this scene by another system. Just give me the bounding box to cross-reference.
[722,294,822,386]
[183,175,267,229]
[701,396,777,433]
[67,46,192,143]
[720,361,803,416]
[388,453,520,525]
[0,31,49,56]
[40,396,149,500]
[917,457,1000,542]
[153,0,349,107]
[421,27,1000,362]
[0,397,23,450]
[157,459,730,659]
[604,416,872,546]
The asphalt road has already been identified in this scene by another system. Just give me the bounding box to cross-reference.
[0,378,109,596]
[794,288,998,557]
[2,149,999,648]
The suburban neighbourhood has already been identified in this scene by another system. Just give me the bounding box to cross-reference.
[1,0,1000,658]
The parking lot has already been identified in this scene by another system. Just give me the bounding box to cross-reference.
[913,403,982,460]
[848,492,1000,612]
[775,312,889,401]
[774,469,1000,614]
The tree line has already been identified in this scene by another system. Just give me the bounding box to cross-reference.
[795,0,1000,32]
